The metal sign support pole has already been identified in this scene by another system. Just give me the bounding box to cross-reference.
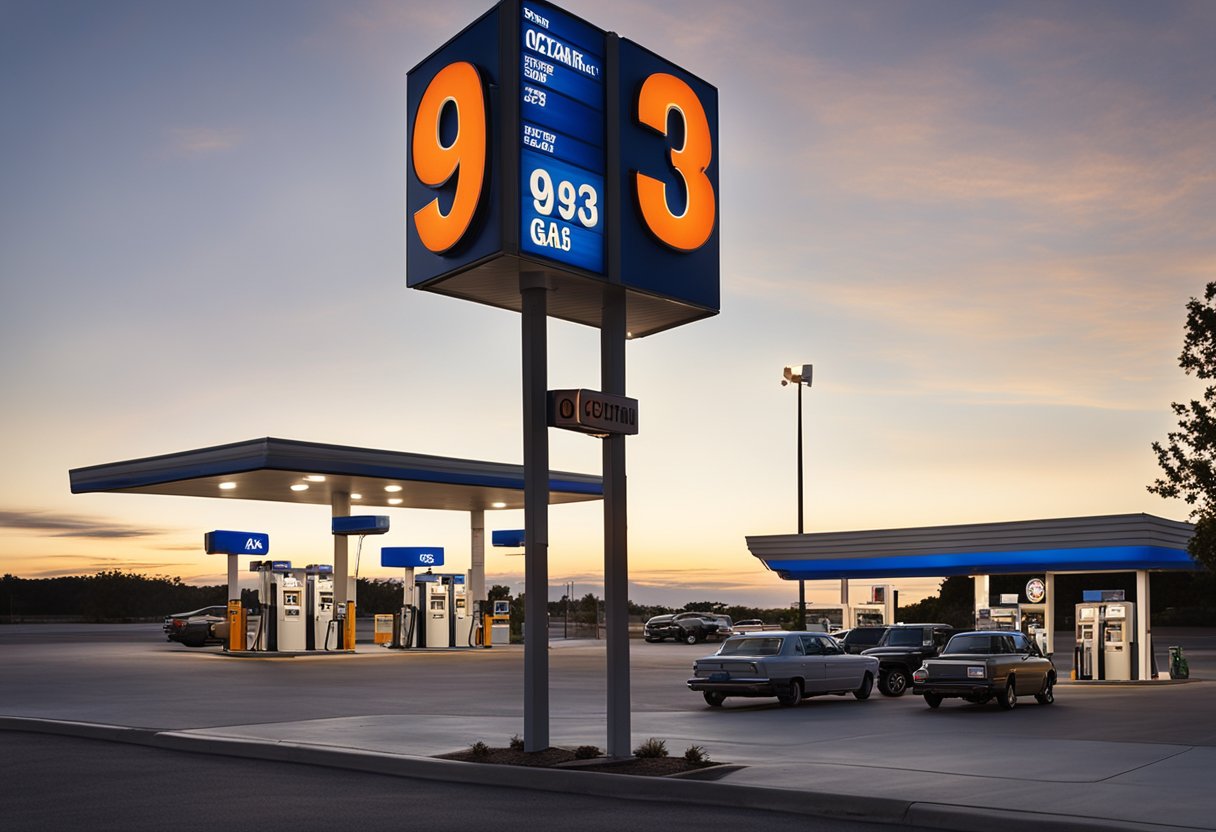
[602,288,630,758]
[522,275,550,752]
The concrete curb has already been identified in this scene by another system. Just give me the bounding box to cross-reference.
[0,717,1198,832]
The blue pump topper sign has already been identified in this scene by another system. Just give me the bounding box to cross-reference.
[406,0,718,337]
[381,547,446,569]
[204,530,269,556]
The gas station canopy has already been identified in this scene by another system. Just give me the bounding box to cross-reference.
[747,514,1197,580]
[68,437,603,511]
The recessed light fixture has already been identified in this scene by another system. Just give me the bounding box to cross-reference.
[385,485,403,493]
[290,483,309,492]
[218,482,237,491]
[491,501,507,509]
[304,475,326,482]
[387,498,403,505]
[351,493,363,500]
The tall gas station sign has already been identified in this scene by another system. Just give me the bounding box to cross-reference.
[406,0,718,755]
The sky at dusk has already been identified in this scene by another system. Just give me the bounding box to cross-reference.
[1,0,1213,608]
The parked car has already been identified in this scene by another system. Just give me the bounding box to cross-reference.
[734,619,781,633]
[163,605,228,647]
[862,623,960,696]
[912,630,1056,710]
[838,625,889,654]
[644,611,730,643]
[687,631,879,707]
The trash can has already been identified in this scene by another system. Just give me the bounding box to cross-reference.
[374,614,394,645]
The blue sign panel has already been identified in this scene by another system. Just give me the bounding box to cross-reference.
[381,547,445,569]
[204,530,269,556]
[615,39,719,313]
[332,515,391,536]
[492,529,526,548]
[518,1,606,276]
[406,6,503,288]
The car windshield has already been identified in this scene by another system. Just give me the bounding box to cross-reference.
[885,628,923,647]
[719,637,783,656]
[944,634,1002,654]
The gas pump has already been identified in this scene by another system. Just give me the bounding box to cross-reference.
[1074,602,1103,680]
[977,602,1020,631]
[304,564,334,651]
[487,599,511,647]
[422,574,449,648]
[250,560,307,652]
[1103,601,1136,681]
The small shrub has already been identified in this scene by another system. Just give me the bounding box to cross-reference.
[470,740,490,757]
[683,744,710,764]
[633,737,668,759]
[509,734,524,751]
[574,745,602,759]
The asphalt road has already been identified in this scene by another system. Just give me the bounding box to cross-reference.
[1,624,1213,748]
[0,731,936,832]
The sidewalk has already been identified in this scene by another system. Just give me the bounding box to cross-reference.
[4,700,1210,831]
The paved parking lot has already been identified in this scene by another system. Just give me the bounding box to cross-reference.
[2,624,1214,830]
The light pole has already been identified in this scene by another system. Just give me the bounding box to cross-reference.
[782,364,813,629]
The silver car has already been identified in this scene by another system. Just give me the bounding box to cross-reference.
[687,631,880,707]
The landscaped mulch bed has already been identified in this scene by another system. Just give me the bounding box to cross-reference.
[437,746,721,777]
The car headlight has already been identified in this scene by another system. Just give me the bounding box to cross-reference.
[912,668,928,683]
[968,666,986,679]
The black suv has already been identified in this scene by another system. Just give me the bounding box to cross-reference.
[838,626,889,654]
[861,624,960,696]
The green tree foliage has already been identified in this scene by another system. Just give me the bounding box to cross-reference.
[1149,281,1216,570]
[1,572,224,621]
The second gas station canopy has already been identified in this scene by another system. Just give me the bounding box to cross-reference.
[68,437,603,510]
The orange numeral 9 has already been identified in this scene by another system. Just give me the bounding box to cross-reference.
[635,73,715,252]
[412,61,487,254]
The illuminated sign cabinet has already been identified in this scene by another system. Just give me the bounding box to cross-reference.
[406,0,719,338]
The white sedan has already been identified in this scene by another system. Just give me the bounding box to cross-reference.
[687,631,879,707]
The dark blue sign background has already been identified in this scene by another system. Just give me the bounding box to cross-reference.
[204,530,269,555]
[615,39,720,313]
[518,1,606,275]
[406,7,503,289]
[381,547,446,568]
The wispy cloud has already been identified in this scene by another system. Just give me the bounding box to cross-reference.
[0,510,171,539]
[166,127,245,156]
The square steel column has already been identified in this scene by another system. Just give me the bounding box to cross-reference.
[470,509,485,617]
[1044,572,1056,656]
[602,288,629,758]
[1136,570,1151,680]
[331,491,350,648]
[521,276,550,751]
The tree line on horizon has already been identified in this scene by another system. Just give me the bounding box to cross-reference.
[4,569,1212,627]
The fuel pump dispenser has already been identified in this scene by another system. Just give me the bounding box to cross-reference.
[1075,602,1104,680]
[1103,601,1136,681]
[250,560,307,652]
[422,575,449,647]
[380,546,445,649]
[304,564,334,651]
[486,599,511,647]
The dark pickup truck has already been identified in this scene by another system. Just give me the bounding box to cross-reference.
[861,623,961,696]
[644,612,731,644]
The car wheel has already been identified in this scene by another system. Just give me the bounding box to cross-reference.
[777,678,803,707]
[879,668,909,697]
[853,672,874,700]
[924,692,943,709]
[685,632,699,645]
[998,677,1017,710]
[1035,675,1055,705]
[703,691,726,707]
